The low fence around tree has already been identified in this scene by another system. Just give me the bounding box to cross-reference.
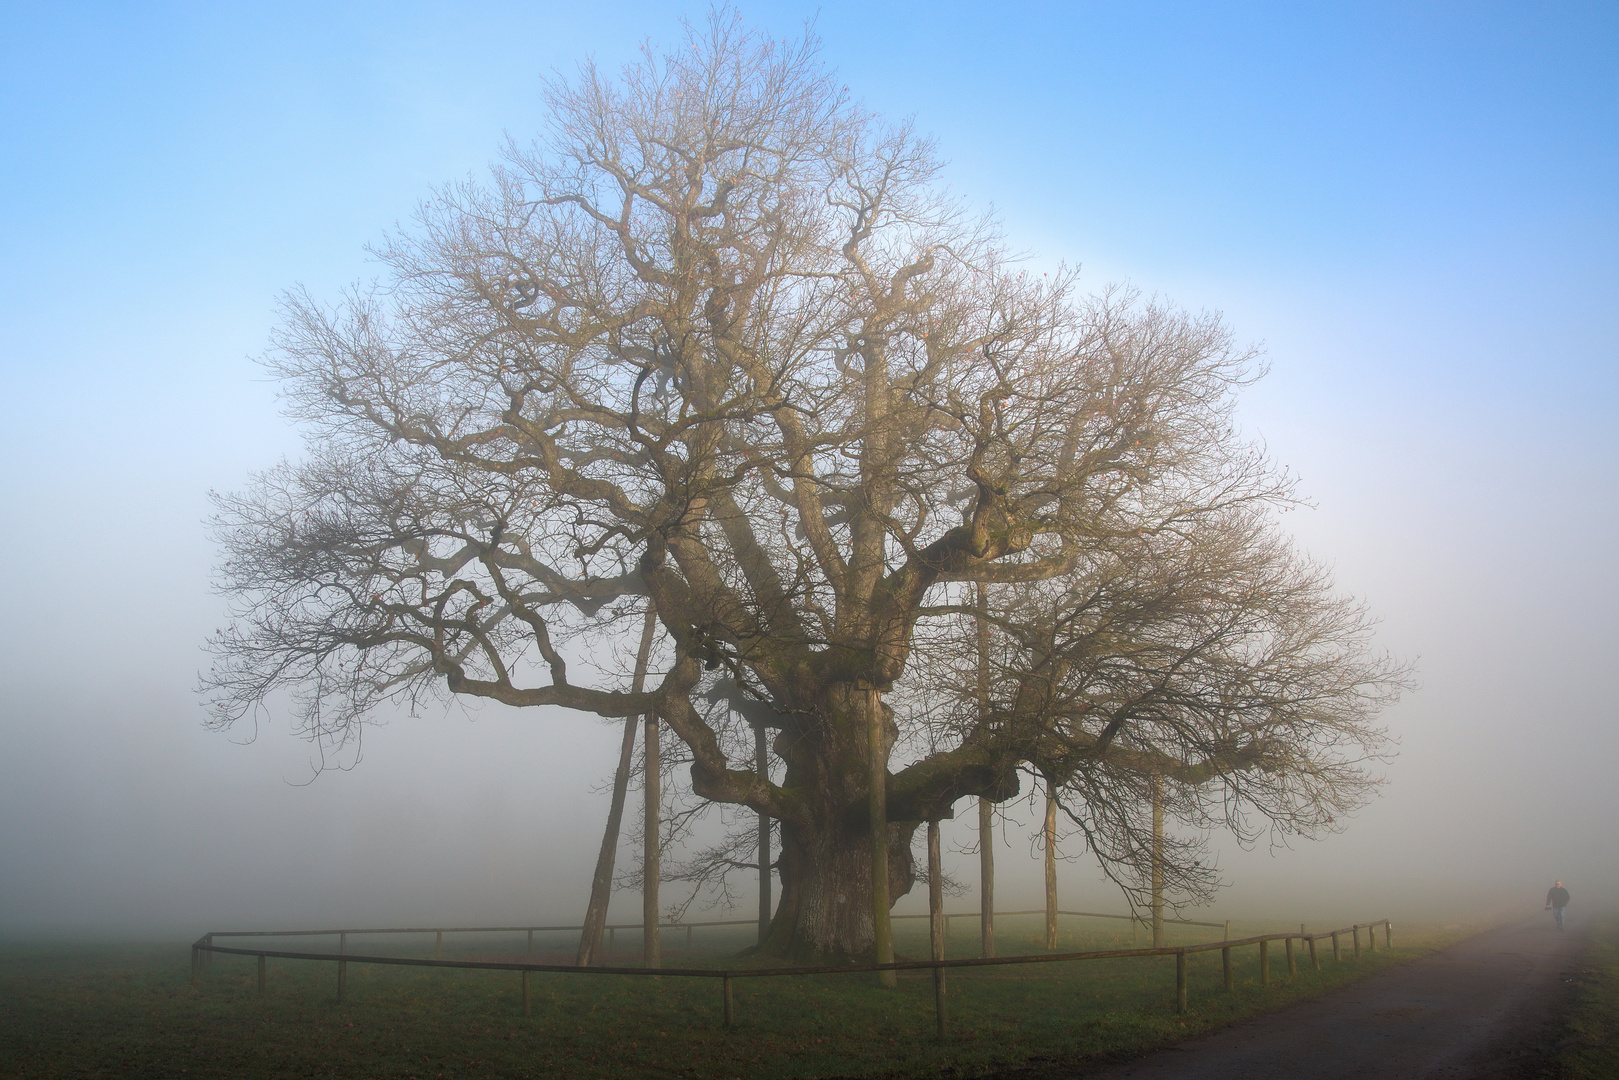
[190,913,1392,1040]
[896,908,1227,942]
[192,907,1224,966]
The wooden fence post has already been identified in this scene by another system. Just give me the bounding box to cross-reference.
[1222,944,1233,991]
[722,975,734,1029]
[1367,922,1376,953]
[204,934,214,969]
[1331,931,1340,962]
[522,970,531,1017]
[257,954,266,994]
[1352,926,1360,959]
[1285,936,1296,977]
[1259,939,1269,987]
[1386,921,1393,949]
[1175,951,1188,1014]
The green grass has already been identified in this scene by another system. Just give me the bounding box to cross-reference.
[1551,912,1619,1079]
[0,917,1463,1079]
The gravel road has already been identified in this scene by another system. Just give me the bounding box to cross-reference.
[1069,916,1585,1080]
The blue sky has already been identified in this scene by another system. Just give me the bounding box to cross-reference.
[2,2,1615,933]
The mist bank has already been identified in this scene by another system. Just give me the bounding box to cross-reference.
[3,685,1602,942]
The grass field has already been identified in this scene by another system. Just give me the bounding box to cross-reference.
[1550,912,1619,1079]
[1,915,1464,1079]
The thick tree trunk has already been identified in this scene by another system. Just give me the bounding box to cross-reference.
[751,683,916,961]
[769,815,916,959]
[1044,775,1058,950]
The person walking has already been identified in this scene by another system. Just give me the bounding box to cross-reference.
[1545,881,1571,930]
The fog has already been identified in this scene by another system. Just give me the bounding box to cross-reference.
[2,2,1615,940]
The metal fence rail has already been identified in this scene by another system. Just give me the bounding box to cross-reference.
[191,915,1392,1040]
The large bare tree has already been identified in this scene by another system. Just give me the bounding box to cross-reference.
[204,14,1408,961]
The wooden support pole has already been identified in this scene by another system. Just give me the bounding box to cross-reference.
[1285,936,1296,977]
[979,798,996,957]
[1352,925,1361,959]
[576,605,655,969]
[928,822,945,964]
[868,685,896,988]
[1331,931,1340,962]
[1386,921,1393,949]
[1222,946,1233,991]
[722,975,734,1028]
[257,954,266,994]
[1043,775,1058,950]
[644,703,661,970]
[756,724,771,947]
[929,819,946,1041]
[975,589,995,962]
[1176,951,1188,1014]
[1259,939,1270,986]
[1150,774,1165,948]
[204,934,214,969]
[522,970,531,1017]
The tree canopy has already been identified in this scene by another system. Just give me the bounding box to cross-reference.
[205,14,1409,959]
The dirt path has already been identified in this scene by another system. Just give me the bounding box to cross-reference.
[1071,917,1584,1079]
